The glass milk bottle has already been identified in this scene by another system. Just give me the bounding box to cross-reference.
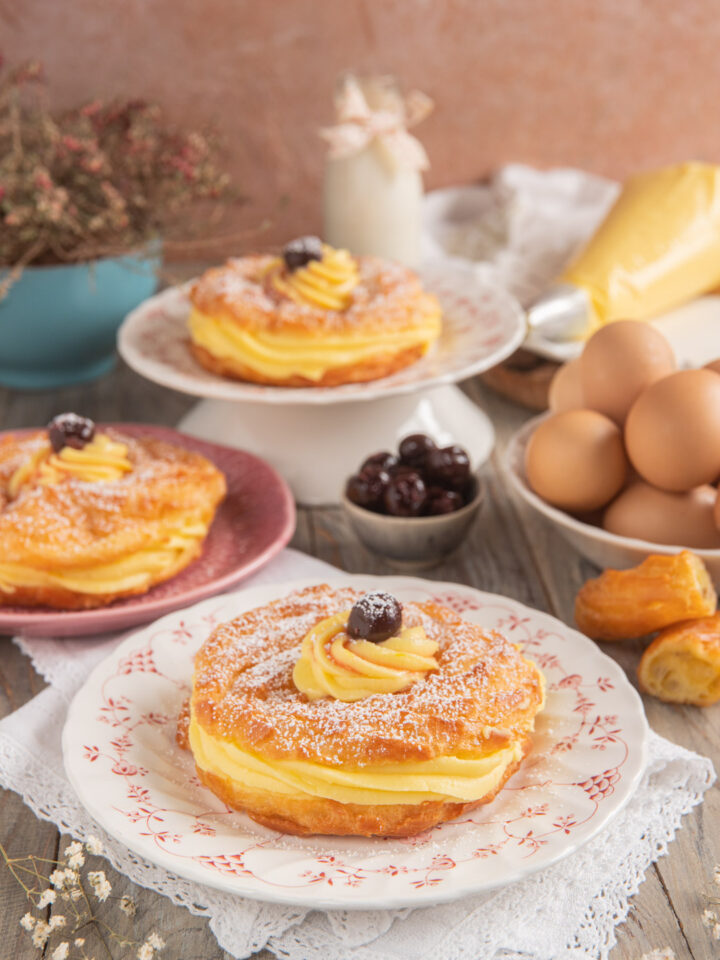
[321,75,432,269]
[324,141,423,267]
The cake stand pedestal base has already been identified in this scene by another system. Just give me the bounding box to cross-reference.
[177,384,495,505]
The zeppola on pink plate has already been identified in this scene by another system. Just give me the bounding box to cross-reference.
[62,575,648,910]
[0,425,295,638]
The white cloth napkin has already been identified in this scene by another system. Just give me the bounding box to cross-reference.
[0,546,714,960]
[421,162,620,308]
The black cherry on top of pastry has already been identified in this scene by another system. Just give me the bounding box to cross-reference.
[47,413,96,452]
[282,235,323,272]
[347,591,403,643]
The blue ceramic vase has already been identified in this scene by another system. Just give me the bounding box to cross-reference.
[0,247,161,390]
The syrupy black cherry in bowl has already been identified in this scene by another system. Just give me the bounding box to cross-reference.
[345,434,476,518]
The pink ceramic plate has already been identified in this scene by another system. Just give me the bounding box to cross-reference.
[0,424,295,638]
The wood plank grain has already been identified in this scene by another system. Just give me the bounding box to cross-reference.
[0,360,195,432]
[291,506,315,557]
[0,639,59,953]
[611,885,697,960]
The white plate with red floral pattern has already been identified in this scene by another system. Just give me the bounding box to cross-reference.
[62,575,648,910]
[117,260,525,405]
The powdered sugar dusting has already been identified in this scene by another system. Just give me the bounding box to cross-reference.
[193,584,544,767]
[354,590,402,620]
[190,254,433,335]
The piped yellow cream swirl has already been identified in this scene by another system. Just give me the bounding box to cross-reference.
[270,244,359,310]
[292,610,439,702]
[8,434,133,499]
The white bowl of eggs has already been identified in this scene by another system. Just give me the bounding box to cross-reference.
[505,320,720,580]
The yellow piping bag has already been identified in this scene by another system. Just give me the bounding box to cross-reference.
[528,162,720,341]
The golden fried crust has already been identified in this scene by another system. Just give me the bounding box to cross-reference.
[574,551,717,641]
[190,341,427,388]
[190,255,434,337]
[176,697,191,750]
[195,741,531,837]
[192,584,545,767]
[638,613,720,706]
[0,429,226,609]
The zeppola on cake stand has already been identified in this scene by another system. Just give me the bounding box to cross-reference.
[118,260,525,503]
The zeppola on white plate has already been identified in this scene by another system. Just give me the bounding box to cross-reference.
[116,261,525,405]
[117,260,523,502]
[63,576,648,910]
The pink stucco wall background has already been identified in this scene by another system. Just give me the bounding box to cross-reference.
[5,0,718,254]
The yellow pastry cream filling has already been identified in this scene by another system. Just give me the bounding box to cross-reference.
[0,520,208,596]
[8,433,133,498]
[189,714,524,806]
[293,610,440,702]
[560,162,720,330]
[189,305,441,382]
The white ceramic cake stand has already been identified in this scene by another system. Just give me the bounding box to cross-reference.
[118,260,525,503]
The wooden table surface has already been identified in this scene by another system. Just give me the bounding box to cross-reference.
[0,364,717,960]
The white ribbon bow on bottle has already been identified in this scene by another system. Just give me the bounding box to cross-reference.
[320,73,433,173]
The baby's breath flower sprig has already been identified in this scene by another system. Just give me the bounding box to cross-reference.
[701,862,720,942]
[1,835,163,959]
[119,895,136,918]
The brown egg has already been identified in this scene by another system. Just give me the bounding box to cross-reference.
[704,358,720,376]
[713,487,720,531]
[604,482,720,548]
[625,369,720,492]
[525,410,628,513]
[548,358,585,413]
[579,320,675,424]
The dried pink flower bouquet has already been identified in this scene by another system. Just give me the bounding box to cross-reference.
[0,57,233,274]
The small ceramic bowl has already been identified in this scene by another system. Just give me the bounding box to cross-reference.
[342,478,484,570]
[505,415,720,580]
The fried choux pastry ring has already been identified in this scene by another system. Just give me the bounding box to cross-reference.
[0,414,226,610]
[188,238,443,387]
[185,584,545,838]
